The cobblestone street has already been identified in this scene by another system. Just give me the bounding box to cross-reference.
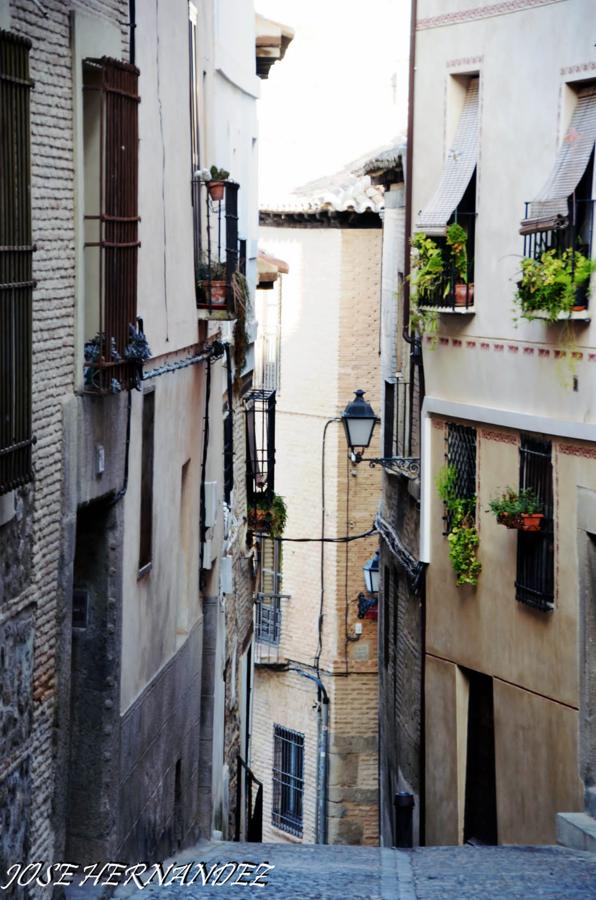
[111,842,596,899]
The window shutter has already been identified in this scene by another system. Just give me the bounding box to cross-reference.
[0,31,34,495]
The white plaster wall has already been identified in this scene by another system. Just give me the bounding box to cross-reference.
[136,0,198,357]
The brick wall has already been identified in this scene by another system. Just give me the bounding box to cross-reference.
[251,224,382,845]
[0,0,128,879]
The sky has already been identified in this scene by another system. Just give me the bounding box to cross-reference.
[256,0,410,203]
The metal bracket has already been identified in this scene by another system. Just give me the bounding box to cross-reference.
[365,457,420,479]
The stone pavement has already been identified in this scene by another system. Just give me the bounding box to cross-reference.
[107,840,596,899]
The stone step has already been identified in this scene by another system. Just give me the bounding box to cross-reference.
[557,811,596,853]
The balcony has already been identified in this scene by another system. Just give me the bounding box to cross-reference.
[414,213,476,313]
[192,176,240,320]
[517,198,595,322]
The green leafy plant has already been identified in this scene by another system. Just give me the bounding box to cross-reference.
[488,486,542,518]
[515,248,596,322]
[410,232,445,304]
[209,164,230,182]
[249,492,287,537]
[197,252,227,282]
[436,465,481,586]
[446,223,469,284]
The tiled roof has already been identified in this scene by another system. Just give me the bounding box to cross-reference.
[260,140,406,215]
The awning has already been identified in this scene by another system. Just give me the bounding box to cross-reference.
[416,79,479,236]
[257,250,289,288]
[521,86,596,233]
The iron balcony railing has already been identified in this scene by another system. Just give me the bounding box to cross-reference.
[521,198,594,309]
[192,177,239,316]
[0,30,34,495]
[418,211,476,311]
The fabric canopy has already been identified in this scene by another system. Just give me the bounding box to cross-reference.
[521,86,596,233]
[416,79,479,235]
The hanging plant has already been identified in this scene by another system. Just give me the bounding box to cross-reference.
[436,464,481,587]
[248,493,287,538]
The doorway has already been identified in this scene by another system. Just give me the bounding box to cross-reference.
[463,669,498,844]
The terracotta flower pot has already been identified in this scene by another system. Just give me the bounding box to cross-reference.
[519,512,544,532]
[454,283,474,307]
[198,280,227,308]
[207,180,225,201]
[248,507,271,531]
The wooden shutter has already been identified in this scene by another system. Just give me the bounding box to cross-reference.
[0,31,34,494]
[83,58,140,392]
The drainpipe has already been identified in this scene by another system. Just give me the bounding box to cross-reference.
[287,667,329,844]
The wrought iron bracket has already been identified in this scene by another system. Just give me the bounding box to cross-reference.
[362,456,420,479]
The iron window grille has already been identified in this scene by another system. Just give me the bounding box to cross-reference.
[82,58,140,393]
[192,175,239,316]
[515,437,554,611]
[418,171,476,311]
[272,725,304,836]
[246,389,276,506]
[0,31,34,495]
[444,423,477,533]
[521,150,594,310]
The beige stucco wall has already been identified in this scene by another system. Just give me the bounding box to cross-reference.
[252,224,381,843]
[414,0,596,845]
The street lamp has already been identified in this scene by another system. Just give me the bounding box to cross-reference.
[363,549,380,594]
[340,388,420,479]
[341,389,377,456]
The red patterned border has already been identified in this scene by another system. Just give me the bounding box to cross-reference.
[446,55,484,68]
[479,428,518,445]
[430,336,589,360]
[561,62,596,76]
[431,418,445,431]
[418,0,564,30]
[559,443,596,460]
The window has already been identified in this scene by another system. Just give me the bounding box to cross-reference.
[223,347,234,505]
[444,423,477,533]
[138,390,155,574]
[415,76,478,310]
[82,58,140,392]
[256,279,282,392]
[383,382,395,458]
[516,437,554,611]
[256,536,283,645]
[0,31,33,495]
[521,84,595,284]
[246,389,276,506]
[272,725,304,836]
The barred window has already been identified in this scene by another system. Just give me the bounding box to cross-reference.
[272,725,304,836]
[516,437,554,611]
[0,31,33,495]
[444,423,477,532]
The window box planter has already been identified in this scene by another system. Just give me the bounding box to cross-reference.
[496,511,544,532]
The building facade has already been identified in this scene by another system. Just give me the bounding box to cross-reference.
[0,0,281,881]
[403,0,595,846]
[250,178,383,846]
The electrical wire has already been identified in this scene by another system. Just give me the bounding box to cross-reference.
[278,527,376,544]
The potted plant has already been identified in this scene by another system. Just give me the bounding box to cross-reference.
[197,253,228,306]
[248,493,288,537]
[488,487,544,532]
[515,248,595,322]
[410,232,445,306]
[436,465,481,586]
[206,165,230,201]
[446,222,473,307]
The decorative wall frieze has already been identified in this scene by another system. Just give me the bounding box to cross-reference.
[418,0,565,31]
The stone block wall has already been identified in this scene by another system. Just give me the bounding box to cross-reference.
[0,0,128,884]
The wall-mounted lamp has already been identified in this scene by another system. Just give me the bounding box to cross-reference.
[340,389,420,479]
